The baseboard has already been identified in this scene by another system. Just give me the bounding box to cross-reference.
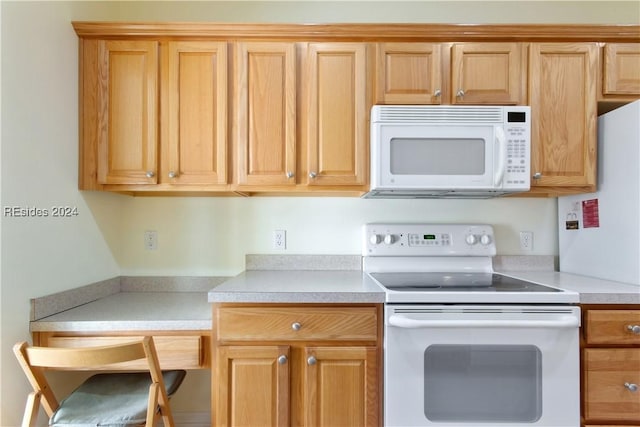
[173,411,210,426]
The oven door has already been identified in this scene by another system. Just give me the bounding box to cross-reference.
[371,123,506,190]
[384,305,580,427]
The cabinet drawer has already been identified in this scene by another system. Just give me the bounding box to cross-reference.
[45,335,204,369]
[216,306,378,342]
[584,349,640,422]
[585,310,640,344]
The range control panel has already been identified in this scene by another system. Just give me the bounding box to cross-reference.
[363,223,496,257]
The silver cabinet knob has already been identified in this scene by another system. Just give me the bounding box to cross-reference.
[434,89,441,98]
[286,171,294,179]
[145,171,155,178]
[291,322,301,331]
[309,172,317,179]
[168,171,178,179]
[627,325,640,334]
[625,382,638,392]
[456,89,465,98]
[278,355,288,365]
[307,356,317,366]
[533,172,542,180]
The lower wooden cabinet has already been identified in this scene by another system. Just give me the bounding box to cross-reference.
[213,304,381,426]
[581,306,640,427]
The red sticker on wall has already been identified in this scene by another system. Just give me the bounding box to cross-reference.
[582,199,600,228]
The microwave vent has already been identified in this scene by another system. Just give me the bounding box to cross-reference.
[373,106,504,124]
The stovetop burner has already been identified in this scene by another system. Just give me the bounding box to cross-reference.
[370,272,562,293]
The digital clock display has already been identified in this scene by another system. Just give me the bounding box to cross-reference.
[423,234,436,240]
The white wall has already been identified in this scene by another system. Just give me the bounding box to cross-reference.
[117,197,559,275]
[2,1,638,424]
[0,2,124,423]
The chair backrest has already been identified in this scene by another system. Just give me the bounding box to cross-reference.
[13,336,175,427]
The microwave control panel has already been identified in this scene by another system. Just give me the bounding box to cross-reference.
[503,108,531,188]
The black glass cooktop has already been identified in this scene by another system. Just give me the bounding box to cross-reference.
[370,272,561,293]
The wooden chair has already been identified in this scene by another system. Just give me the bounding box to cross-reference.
[13,336,186,427]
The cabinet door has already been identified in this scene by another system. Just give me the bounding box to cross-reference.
[215,345,290,427]
[303,346,378,427]
[376,43,443,104]
[235,42,297,187]
[97,40,158,185]
[161,41,227,185]
[451,42,525,105]
[302,43,370,187]
[584,348,640,422]
[529,43,598,189]
[603,43,640,96]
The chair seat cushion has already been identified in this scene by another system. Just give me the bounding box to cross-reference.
[50,370,186,427]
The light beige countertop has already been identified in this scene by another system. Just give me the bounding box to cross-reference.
[500,271,640,304]
[29,256,640,334]
[209,269,640,305]
[30,292,212,332]
[207,270,384,304]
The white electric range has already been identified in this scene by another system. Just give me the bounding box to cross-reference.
[363,223,581,427]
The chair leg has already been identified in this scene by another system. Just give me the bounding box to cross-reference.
[157,391,176,427]
[22,391,41,427]
[146,383,159,426]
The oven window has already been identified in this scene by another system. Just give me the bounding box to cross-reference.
[390,137,486,175]
[424,345,542,423]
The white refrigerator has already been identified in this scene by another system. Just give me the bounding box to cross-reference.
[558,100,640,285]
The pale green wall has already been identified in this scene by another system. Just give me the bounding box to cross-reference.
[2,1,638,424]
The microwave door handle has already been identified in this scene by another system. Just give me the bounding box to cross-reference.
[388,315,579,329]
[494,127,506,186]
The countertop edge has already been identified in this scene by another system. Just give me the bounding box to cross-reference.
[30,320,212,332]
[207,292,385,304]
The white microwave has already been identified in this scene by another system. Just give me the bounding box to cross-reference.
[364,105,531,198]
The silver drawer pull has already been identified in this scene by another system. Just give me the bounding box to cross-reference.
[627,325,640,334]
[291,322,301,331]
[624,382,638,392]
[278,355,288,365]
[307,356,317,366]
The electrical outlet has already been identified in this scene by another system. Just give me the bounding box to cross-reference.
[519,231,533,251]
[144,230,158,250]
[273,230,286,250]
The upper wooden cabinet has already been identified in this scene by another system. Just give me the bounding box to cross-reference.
[450,43,525,105]
[161,41,228,186]
[93,40,159,186]
[601,43,640,100]
[233,42,370,193]
[74,23,640,197]
[376,42,525,105]
[528,43,598,194]
[80,39,230,193]
[301,43,370,188]
[376,43,442,104]
[234,42,296,188]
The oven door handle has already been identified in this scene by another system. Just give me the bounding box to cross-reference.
[388,315,579,329]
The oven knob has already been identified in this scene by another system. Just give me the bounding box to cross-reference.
[370,234,382,245]
[384,234,396,245]
[480,234,492,245]
[465,234,478,245]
